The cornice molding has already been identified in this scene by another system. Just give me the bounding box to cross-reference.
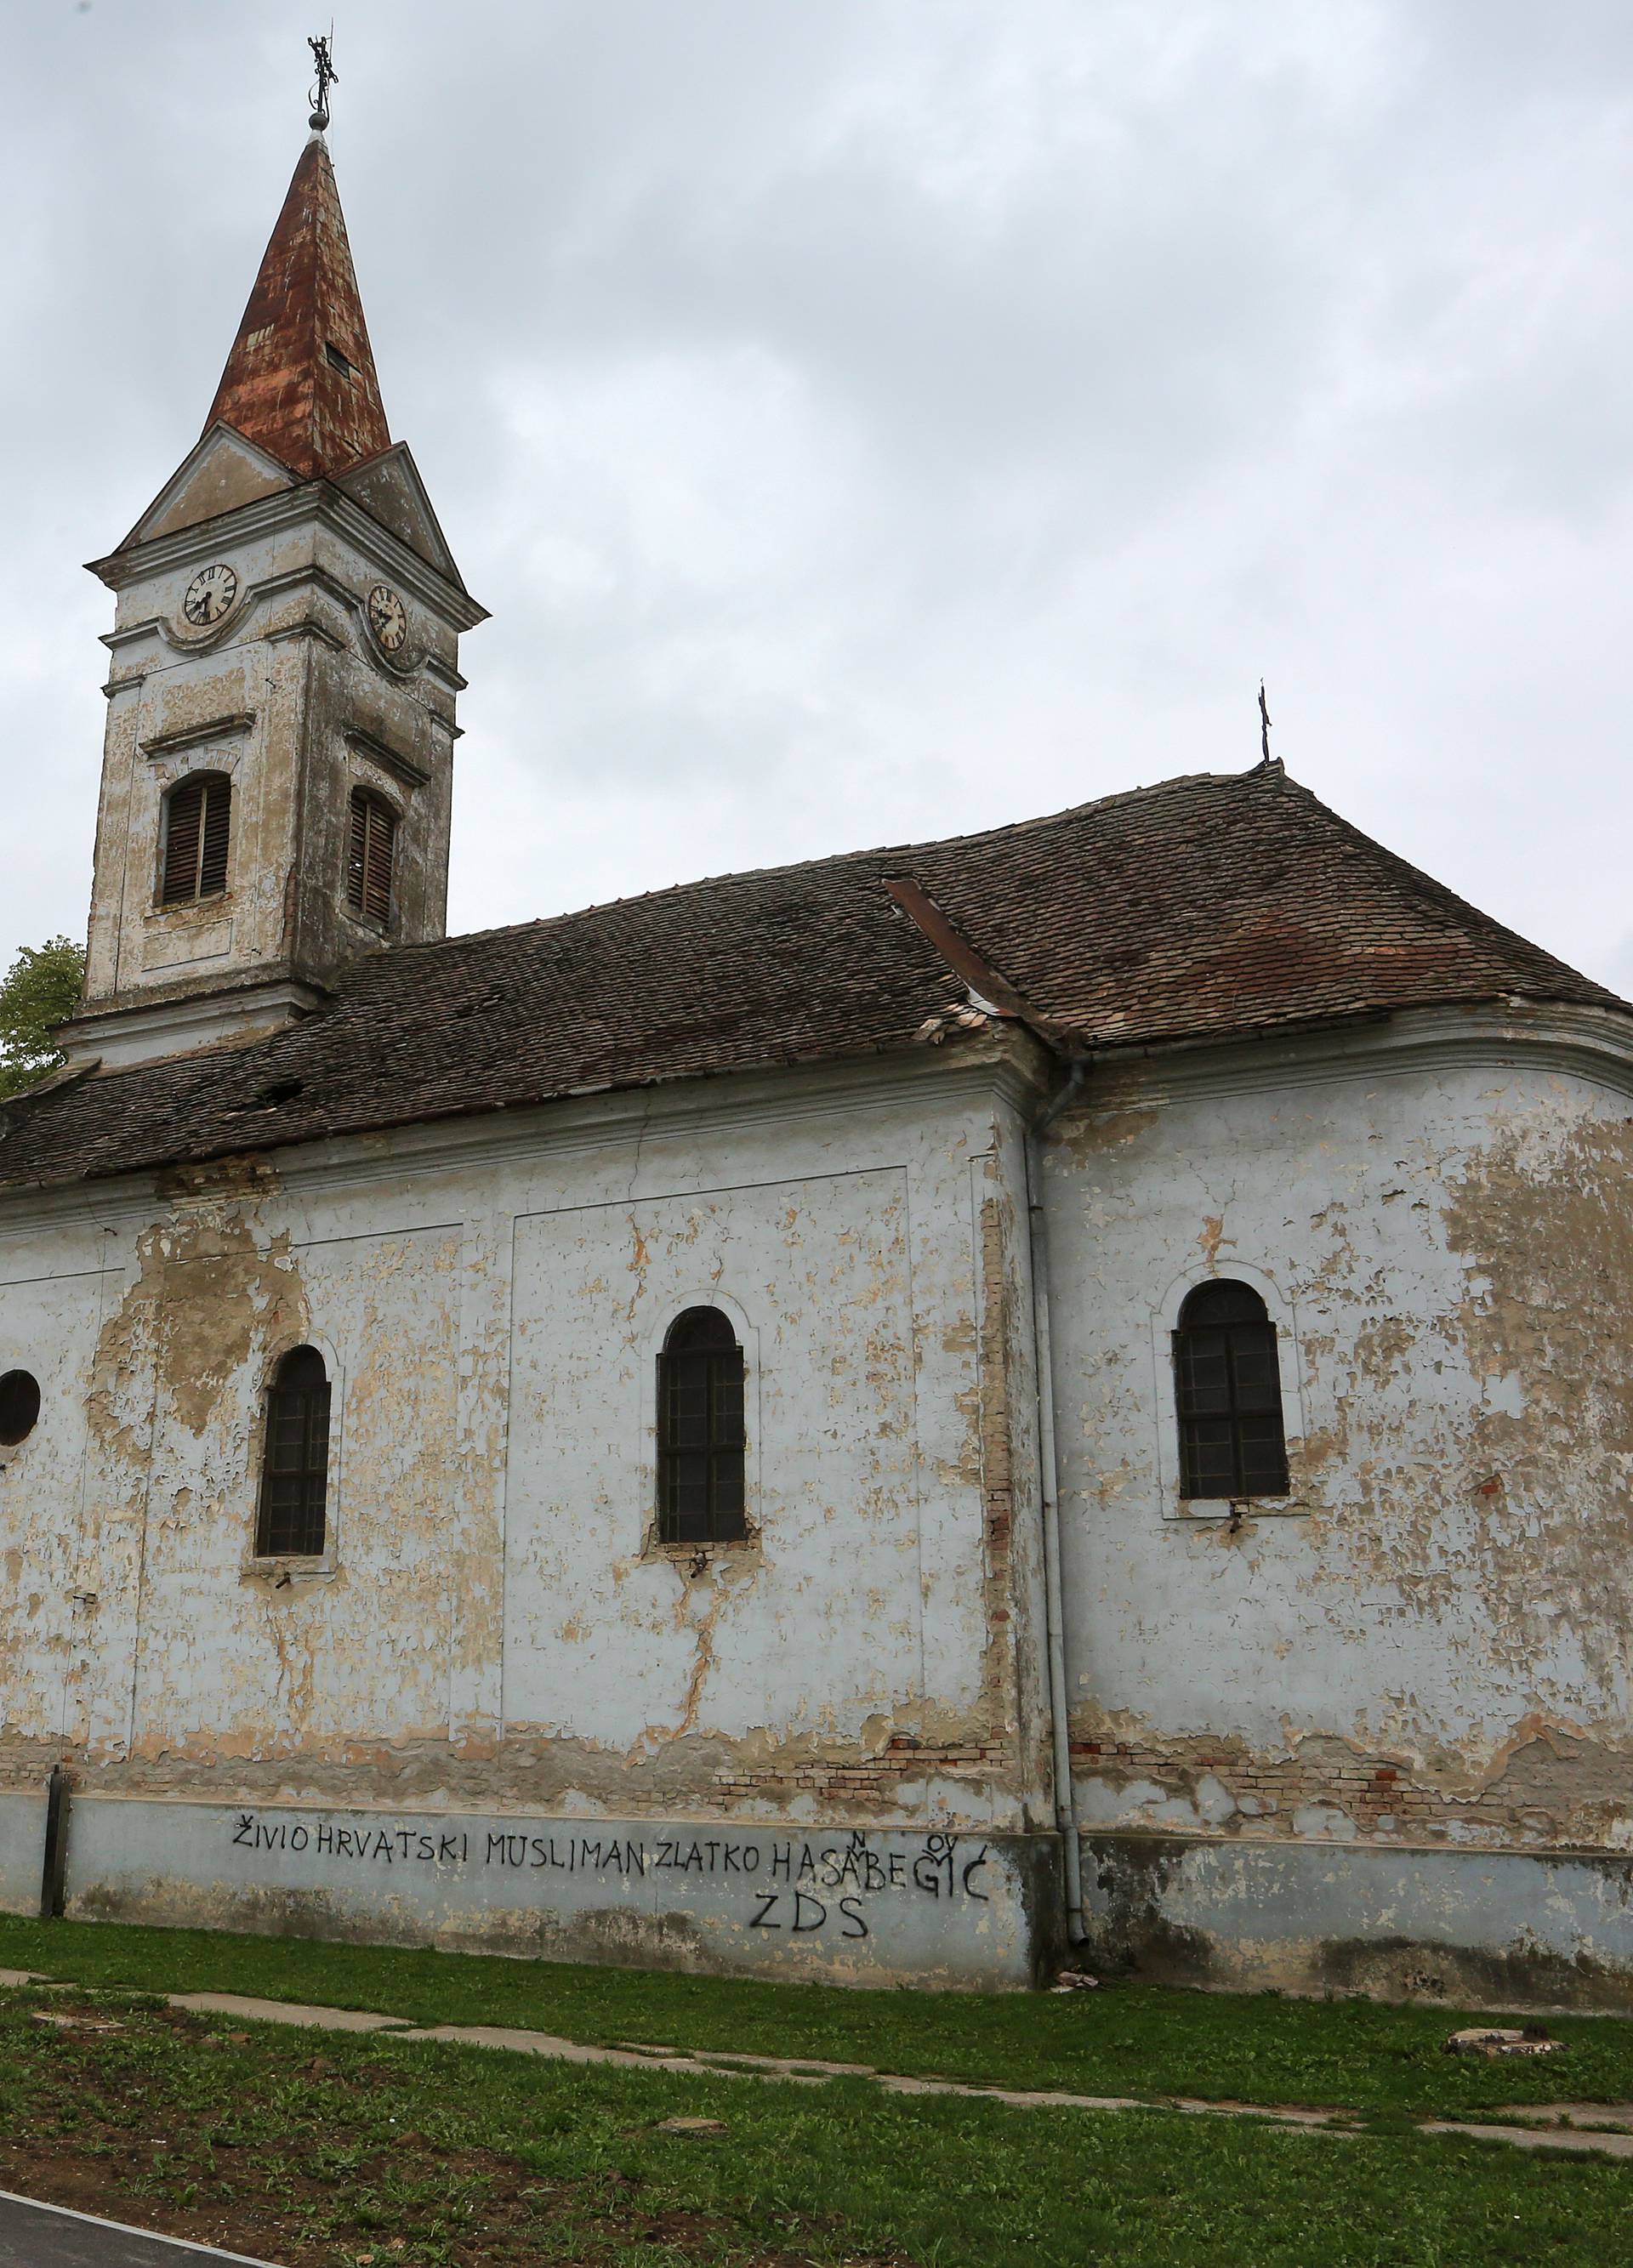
[0,1037,1033,1237]
[140,712,255,759]
[1065,1000,1633,1117]
[88,481,486,632]
[346,725,430,788]
[9,999,1630,1238]
[54,974,333,1079]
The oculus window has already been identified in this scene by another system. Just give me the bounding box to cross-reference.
[0,1370,41,1447]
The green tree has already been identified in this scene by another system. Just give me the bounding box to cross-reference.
[0,936,86,1099]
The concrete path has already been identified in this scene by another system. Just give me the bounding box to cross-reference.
[0,2191,279,2267]
[6,1969,1633,2162]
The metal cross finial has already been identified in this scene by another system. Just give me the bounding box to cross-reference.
[308,32,338,132]
[1259,679,1272,765]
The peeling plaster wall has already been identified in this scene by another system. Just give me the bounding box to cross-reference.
[0,1058,1050,1935]
[1046,1032,1633,1869]
[19,1004,1627,1987]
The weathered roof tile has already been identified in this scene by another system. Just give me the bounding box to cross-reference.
[2,766,1619,1192]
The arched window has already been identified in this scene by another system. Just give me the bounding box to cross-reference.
[1173,1281,1289,1499]
[657,1308,746,1544]
[256,1346,332,1557]
[346,787,397,927]
[161,772,231,906]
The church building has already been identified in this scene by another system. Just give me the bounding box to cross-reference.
[3,125,1633,1999]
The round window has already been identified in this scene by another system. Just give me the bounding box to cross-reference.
[0,1370,41,1447]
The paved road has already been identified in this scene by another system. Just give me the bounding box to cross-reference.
[0,2192,280,2266]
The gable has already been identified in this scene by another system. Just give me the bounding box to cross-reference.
[333,443,467,589]
[118,423,297,551]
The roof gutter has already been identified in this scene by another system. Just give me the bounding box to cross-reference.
[883,873,1089,1949]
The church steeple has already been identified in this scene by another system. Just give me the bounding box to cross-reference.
[63,118,486,1077]
[205,134,390,481]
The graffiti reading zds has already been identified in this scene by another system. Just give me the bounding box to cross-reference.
[229,1814,991,1941]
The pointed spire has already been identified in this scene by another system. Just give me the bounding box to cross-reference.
[204,136,390,482]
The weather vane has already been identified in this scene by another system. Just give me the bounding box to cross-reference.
[1259,679,1272,765]
[308,32,338,132]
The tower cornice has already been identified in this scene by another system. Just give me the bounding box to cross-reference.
[86,479,488,633]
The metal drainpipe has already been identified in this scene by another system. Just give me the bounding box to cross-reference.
[1027,1058,1089,1949]
[40,1762,71,1920]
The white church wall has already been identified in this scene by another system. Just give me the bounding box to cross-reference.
[0,1255,111,1764]
[504,1168,925,1752]
[1044,1024,1633,1870]
[0,1054,1049,1903]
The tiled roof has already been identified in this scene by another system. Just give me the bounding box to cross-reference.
[0,766,1620,1193]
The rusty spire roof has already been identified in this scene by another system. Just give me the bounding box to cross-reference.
[204,134,390,481]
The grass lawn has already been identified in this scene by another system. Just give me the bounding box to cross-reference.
[4,1912,1633,2122]
[3,1981,1632,2267]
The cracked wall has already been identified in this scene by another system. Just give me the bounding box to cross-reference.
[0,1060,1045,1843]
[1046,1039,1633,1858]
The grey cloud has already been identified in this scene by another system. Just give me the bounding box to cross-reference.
[3,0,1630,999]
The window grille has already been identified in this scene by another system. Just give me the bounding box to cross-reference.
[657,1308,747,1545]
[161,773,231,905]
[1173,1281,1289,1499]
[346,788,396,927]
[256,1345,332,1557]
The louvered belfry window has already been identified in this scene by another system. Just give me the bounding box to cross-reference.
[346,788,397,927]
[256,1346,332,1557]
[161,772,231,906]
[657,1308,747,1545]
[1173,1281,1290,1499]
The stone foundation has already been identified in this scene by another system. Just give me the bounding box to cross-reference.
[0,1789,45,1917]
[31,1793,1062,1989]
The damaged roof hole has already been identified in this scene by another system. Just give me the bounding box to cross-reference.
[230,1079,306,1114]
[325,342,355,379]
[456,992,506,1018]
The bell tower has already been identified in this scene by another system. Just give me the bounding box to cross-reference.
[62,118,486,1073]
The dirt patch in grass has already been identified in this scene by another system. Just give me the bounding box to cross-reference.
[0,1997,892,2266]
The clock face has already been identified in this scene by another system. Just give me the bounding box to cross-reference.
[368,584,409,653]
[183,563,238,628]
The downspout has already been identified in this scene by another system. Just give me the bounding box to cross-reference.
[1027,1058,1089,1948]
[874,873,1091,1950]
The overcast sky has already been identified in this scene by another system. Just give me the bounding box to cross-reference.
[5,0,1631,995]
